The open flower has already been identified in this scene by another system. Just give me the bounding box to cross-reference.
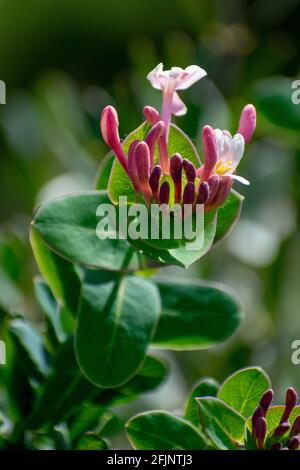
[147,63,207,172]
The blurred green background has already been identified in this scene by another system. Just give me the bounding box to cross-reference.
[0,0,300,448]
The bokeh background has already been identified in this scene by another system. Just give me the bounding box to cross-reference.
[0,0,300,448]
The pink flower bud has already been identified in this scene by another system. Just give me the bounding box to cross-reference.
[237,104,256,144]
[170,153,183,203]
[149,165,162,201]
[201,125,218,181]
[259,389,274,416]
[183,159,196,183]
[145,121,165,168]
[143,106,160,125]
[159,181,170,205]
[196,181,209,204]
[212,176,232,207]
[100,106,127,171]
[127,139,140,191]
[135,142,152,204]
[206,174,221,205]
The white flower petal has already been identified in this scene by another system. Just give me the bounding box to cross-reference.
[231,133,245,168]
[147,63,164,90]
[214,129,224,157]
[230,174,250,185]
[171,92,187,116]
[176,65,207,90]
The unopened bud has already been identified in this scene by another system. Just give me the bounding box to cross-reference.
[201,125,218,181]
[100,106,127,171]
[273,421,290,438]
[270,442,282,450]
[182,182,195,205]
[259,389,274,416]
[255,416,266,449]
[288,436,300,450]
[237,104,256,144]
[196,181,209,204]
[143,106,160,125]
[206,174,221,205]
[170,153,183,203]
[135,142,150,184]
[290,415,300,437]
[127,139,140,191]
[145,121,165,168]
[252,406,264,435]
[211,176,232,207]
[183,159,196,183]
[149,165,162,201]
[159,181,170,205]
[280,388,298,423]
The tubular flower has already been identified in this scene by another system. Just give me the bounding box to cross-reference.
[100,64,255,211]
[250,387,300,450]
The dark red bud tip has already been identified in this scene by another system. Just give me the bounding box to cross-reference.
[290,415,300,437]
[252,406,264,433]
[170,153,183,203]
[197,181,209,204]
[149,165,162,201]
[183,159,196,183]
[273,421,290,438]
[182,182,195,206]
[281,387,298,423]
[286,387,298,408]
[259,389,274,415]
[159,181,170,205]
[255,416,267,449]
[270,442,282,450]
[288,436,300,450]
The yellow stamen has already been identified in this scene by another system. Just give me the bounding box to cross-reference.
[215,160,233,175]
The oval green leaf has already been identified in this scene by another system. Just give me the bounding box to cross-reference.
[75,274,161,387]
[218,367,271,418]
[152,278,242,350]
[126,411,207,450]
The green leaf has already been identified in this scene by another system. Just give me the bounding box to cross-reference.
[197,397,246,450]
[99,355,168,406]
[30,226,81,313]
[34,278,65,346]
[218,367,271,418]
[26,338,99,430]
[76,433,109,450]
[95,153,115,190]
[127,209,218,269]
[31,191,139,271]
[252,77,300,131]
[152,278,242,350]
[214,190,243,244]
[75,273,161,387]
[184,378,220,426]
[126,411,207,450]
[9,319,49,380]
[108,121,201,204]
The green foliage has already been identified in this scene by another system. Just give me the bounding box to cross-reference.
[152,278,242,350]
[126,411,207,450]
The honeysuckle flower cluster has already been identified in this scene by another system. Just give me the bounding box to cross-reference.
[250,387,300,450]
[100,63,256,210]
